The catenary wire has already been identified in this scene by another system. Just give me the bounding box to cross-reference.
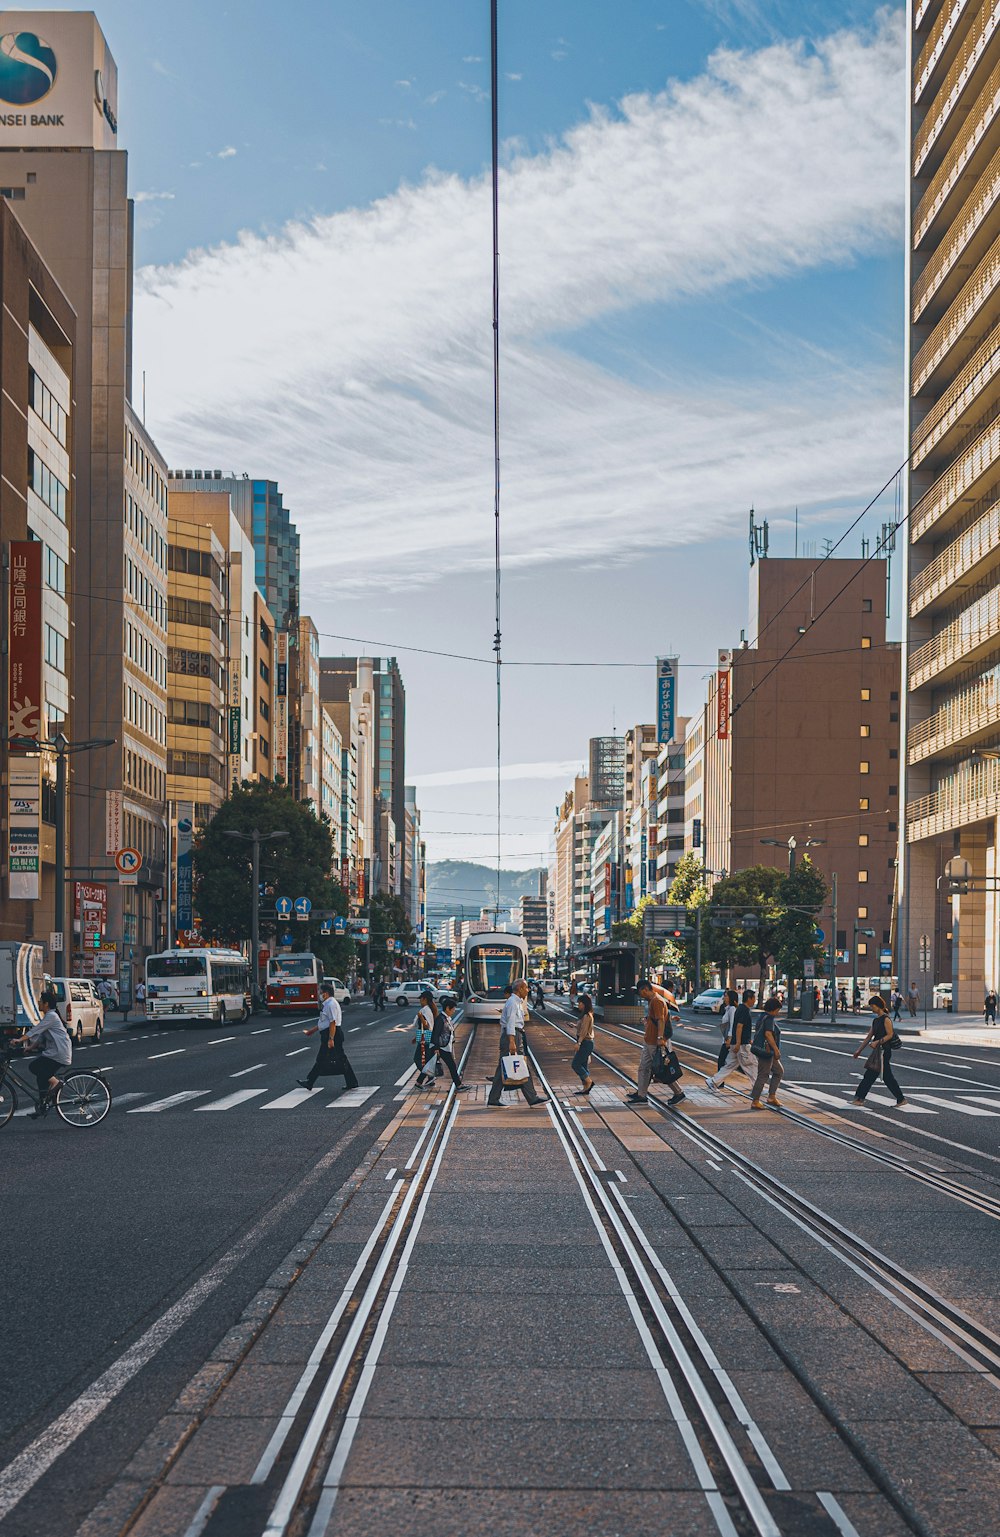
[490,0,503,924]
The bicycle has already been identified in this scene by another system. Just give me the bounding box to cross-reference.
[0,1046,113,1127]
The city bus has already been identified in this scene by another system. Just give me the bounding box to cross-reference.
[265,952,321,1013]
[463,932,528,1022]
[145,949,251,1024]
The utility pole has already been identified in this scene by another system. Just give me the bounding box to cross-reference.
[694,906,702,994]
[829,873,838,1025]
[223,827,289,1009]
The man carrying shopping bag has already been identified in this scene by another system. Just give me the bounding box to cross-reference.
[488,978,548,1107]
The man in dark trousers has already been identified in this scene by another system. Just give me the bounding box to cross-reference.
[487,978,547,1107]
[299,981,359,1093]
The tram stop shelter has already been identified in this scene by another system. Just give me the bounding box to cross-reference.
[582,941,642,1025]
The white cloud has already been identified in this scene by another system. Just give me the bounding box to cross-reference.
[462,55,482,63]
[409,759,584,788]
[216,145,237,159]
[506,72,523,81]
[135,17,905,597]
[134,190,175,204]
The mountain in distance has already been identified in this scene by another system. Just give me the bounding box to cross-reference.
[426,860,545,925]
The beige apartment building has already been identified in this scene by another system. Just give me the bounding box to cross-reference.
[166,512,227,828]
[902,2,1000,1005]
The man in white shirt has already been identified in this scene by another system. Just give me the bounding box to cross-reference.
[487,979,547,1107]
[299,981,358,1091]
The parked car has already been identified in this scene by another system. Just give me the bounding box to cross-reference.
[690,988,726,1014]
[932,982,952,1009]
[322,976,352,1007]
[386,980,458,1007]
[45,976,105,1043]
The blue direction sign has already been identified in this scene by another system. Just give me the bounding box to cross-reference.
[280,931,293,946]
[275,896,293,918]
[293,896,312,922]
[333,916,347,934]
[320,920,332,936]
[814,927,825,943]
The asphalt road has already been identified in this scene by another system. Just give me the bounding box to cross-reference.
[0,996,425,1537]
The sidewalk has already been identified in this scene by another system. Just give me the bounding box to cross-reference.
[792,1008,1000,1045]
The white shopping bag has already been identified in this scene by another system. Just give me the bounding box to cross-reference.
[502,1053,529,1087]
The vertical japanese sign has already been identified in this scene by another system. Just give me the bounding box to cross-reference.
[8,541,42,899]
[656,656,678,745]
[105,790,123,855]
[716,649,732,741]
[175,802,194,933]
[274,631,288,782]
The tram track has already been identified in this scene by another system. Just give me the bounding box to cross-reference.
[523,1040,923,1537]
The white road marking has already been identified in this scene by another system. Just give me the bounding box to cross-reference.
[286,1047,310,1057]
[394,1063,418,1087]
[231,1063,266,1078]
[817,1492,863,1537]
[208,1036,236,1046]
[149,1049,185,1060]
[129,1091,211,1114]
[181,1485,226,1537]
[328,1087,378,1108]
[854,1092,934,1112]
[959,1095,1000,1109]
[789,1055,811,1062]
[195,1089,269,1112]
[251,1028,271,1035]
[109,1092,149,1107]
[910,1093,1000,1116]
[348,1027,361,1033]
[261,1087,317,1109]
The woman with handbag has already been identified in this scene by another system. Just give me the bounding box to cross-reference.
[413,989,440,1088]
[572,993,597,1095]
[716,988,738,1071]
[749,996,784,1109]
[848,995,907,1107]
[432,996,464,1088]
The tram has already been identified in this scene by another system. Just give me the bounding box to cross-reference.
[463,931,528,1022]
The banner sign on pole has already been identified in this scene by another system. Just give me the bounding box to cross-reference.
[8,757,41,900]
[175,803,194,932]
[656,656,678,745]
[8,541,43,901]
[104,790,122,856]
[716,650,732,741]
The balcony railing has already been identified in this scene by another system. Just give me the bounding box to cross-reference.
[915,0,975,105]
[911,413,1000,541]
[907,664,1000,760]
[912,227,1000,394]
[910,483,1000,613]
[916,0,948,28]
[908,577,1000,686]
[914,4,1000,174]
[911,320,1000,469]
[907,755,1000,840]
[913,141,1000,323]
[914,54,1000,245]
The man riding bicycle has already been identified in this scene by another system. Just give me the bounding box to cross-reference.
[12,989,72,1119]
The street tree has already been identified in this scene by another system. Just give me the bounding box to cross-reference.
[773,857,828,992]
[705,866,785,991]
[369,891,416,979]
[193,782,351,972]
[666,853,711,983]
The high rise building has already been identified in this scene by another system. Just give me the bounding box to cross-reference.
[588,735,626,809]
[901,3,1000,1005]
[703,558,900,983]
[295,616,322,813]
[404,787,425,948]
[320,657,405,899]
[0,14,172,988]
[0,202,76,945]
[551,775,614,957]
[320,705,343,843]
[517,894,548,953]
[655,721,689,896]
[166,509,228,830]
[167,473,299,631]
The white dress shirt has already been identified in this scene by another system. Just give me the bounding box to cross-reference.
[499,993,525,1042]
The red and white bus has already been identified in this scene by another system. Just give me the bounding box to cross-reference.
[265,952,320,1013]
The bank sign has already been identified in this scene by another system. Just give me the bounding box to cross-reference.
[0,14,118,149]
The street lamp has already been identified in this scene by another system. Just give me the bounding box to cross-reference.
[2,732,114,948]
[852,920,876,1011]
[222,828,289,1009]
[760,835,825,873]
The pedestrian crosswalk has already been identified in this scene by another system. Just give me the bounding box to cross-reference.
[790,1085,1000,1117]
[124,1085,380,1116]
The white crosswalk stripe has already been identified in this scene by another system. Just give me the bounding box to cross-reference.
[958,1096,1000,1109]
[195,1089,269,1111]
[261,1087,317,1110]
[327,1086,378,1108]
[910,1093,1000,1116]
[128,1091,210,1113]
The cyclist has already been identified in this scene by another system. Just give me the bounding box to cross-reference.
[13,988,72,1118]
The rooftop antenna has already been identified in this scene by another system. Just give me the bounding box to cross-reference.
[748,507,769,566]
[878,508,898,619]
[861,536,870,559]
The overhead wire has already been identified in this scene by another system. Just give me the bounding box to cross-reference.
[490,0,503,927]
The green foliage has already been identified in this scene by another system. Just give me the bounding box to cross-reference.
[705,858,828,989]
[666,855,711,982]
[773,859,828,982]
[193,781,351,970]
[369,891,415,977]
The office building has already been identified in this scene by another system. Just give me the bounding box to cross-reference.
[166,472,299,631]
[517,894,548,953]
[320,705,343,841]
[296,615,322,812]
[404,787,426,947]
[588,735,625,809]
[0,14,174,985]
[703,557,900,981]
[655,722,689,896]
[551,775,614,957]
[901,3,1000,1004]
[166,509,228,827]
[320,657,405,899]
[0,202,76,945]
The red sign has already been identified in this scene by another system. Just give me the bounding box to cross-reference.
[717,668,731,741]
[604,862,612,907]
[8,540,42,742]
[74,882,108,921]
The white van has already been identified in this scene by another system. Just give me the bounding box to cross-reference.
[45,977,105,1043]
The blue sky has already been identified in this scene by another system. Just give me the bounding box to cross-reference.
[76,0,907,868]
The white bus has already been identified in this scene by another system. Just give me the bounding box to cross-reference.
[463,932,528,1022]
[145,949,251,1024]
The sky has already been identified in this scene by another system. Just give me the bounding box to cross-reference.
[75,0,906,871]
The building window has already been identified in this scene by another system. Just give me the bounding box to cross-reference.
[859,797,869,811]
[29,368,68,445]
[889,711,898,723]
[45,545,66,595]
[857,941,868,956]
[28,450,67,521]
[861,637,871,649]
[860,761,870,775]
[858,834,869,846]
[44,624,66,671]
[862,598,872,613]
[858,870,868,883]
[860,688,870,701]
[888,821,897,833]
[889,748,898,759]
[890,691,899,701]
[860,724,870,738]
[858,905,868,919]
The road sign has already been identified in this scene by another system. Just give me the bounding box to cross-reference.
[115,848,141,887]
[814,927,825,943]
[919,932,931,974]
[642,904,692,937]
[49,931,63,953]
[803,959,815,978]
[320,920,331,936]
[294,896,312,922]
[275,896,293,918]
[348,917,369,939]
[334,916,347,934]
